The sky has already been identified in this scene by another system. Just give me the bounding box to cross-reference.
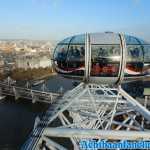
[0,0,150,41]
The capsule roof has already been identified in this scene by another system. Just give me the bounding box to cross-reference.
[58,32,149,45]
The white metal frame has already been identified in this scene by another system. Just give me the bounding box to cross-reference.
[117,33,127,84]
[23,82,150,150]
[84,33,91,82]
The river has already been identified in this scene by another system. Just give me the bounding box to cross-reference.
[0,75,77,150]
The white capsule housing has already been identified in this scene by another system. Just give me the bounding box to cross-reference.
[53,32,150,84]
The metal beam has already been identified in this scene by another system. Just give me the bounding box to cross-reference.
[43,128,150,140]
[120,88,150,122]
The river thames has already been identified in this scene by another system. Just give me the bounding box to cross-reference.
[0,75,76,150]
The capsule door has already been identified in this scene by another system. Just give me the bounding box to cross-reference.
[89,33,122,84]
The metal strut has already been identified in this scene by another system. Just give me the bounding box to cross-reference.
[22,82,150,150]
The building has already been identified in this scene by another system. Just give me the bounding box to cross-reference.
[0,59,4,74]
[15,54,52,70]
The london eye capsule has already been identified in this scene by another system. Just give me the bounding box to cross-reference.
[53,32,150,84]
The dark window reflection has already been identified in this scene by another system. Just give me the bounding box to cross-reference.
[54,44,85,76]
[144,45,150,62]
[127,45,143,62]
[54,44,68,70]
[71,34,85,44]
[125,35,140,45]
[126,45,144,76]
[91,45,120,77]
[67,45,85,76]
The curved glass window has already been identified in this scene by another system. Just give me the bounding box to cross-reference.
[59,36,73,44]
[125,35,140,45]
[90,33,120,45]
[143,45,150,75]
[53,35,85,76]
[144,45,150,62]
[53,44,68,72]
[125,44,144,76]
[124,35,148,76]
[90,45,120,77]
[66,44,85,76]
[54,44,68,61]
[127,45,143,62]
[71,34,85,44]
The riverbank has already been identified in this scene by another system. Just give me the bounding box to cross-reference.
[11,67,54,80]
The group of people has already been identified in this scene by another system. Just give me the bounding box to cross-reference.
[56,45,85,69]
[68,46,85,59]
[56,46,85,61]
[91,62,119,76]
[129,47,140,58]
[97,47,120,58]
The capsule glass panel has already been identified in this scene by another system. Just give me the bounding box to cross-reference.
[143,45,150,75]
[66,44,85,76]
[125,35,144,77]
[53,34,85,77]
[53,44,69,74]
[144,45,150,62]
[91,44,121,77]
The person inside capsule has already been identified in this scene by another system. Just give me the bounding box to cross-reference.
[80,46,85,57]
[56,47,67,69]
[91,45,120,77]
[126,46,143,75]
[67,46,81,69]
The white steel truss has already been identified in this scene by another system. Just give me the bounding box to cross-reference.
[27,82,150,150]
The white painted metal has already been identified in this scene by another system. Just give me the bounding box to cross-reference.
[0,95,4,99]
[119,88,150,122]
[21,82,150,150]
[43,128,150,140]
[42,136,67,150]
[13,86,20,100]
[83,33,127,84]
[117,33,127,84]
[25,81,30,89]
[0,78,60,104]
[84,33,91,82]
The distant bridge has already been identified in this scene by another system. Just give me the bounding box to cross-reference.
[0,77,60,103]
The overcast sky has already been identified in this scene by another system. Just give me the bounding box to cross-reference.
[0,0,149,41]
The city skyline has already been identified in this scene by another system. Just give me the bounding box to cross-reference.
[0,0,150,41]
